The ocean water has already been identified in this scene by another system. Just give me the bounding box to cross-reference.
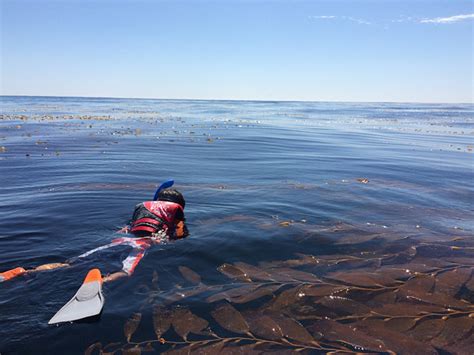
[0,96,473,354]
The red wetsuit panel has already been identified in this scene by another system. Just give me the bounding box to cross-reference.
[131,201,183,237]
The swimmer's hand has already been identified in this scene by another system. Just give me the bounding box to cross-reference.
[150,230,167,244]
[118,226,130,234]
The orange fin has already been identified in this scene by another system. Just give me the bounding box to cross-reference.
[84,268,103,284]
[48,268,104,324]
[0,267,27,282]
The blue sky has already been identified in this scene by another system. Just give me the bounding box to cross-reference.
[1,0,472,103]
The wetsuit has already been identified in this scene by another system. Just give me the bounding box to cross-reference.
[74,201,185,275]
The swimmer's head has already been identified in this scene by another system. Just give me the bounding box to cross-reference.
[158,188,188,239]
[158,188,185,209]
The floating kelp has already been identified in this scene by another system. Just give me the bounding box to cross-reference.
[267,313,316,346]
[84,342,102,355]
[206,284,261,303]
[407,317,445,342]
[217,264,252,283]
[229,284,281,304]
[170,307,208,341]
[355,320,439,354]
[309,320,390,352]
[124,313,142,342]
[434,268,472,297]
[242,312,283,341]
[178,266,202,285]
[152,306,171,339]
[211,302,250,335]
[267,268,323,283]
[161,284,211,306]
[324,271,389,288]
[232,262,274,282]
[84,234,474,354]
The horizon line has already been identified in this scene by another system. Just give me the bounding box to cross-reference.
[0,94,472,106]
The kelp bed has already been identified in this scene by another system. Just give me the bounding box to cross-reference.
[84,226,474,355]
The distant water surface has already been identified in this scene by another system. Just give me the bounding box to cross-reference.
[0,96,473,354]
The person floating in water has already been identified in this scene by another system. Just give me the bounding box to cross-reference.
[0,187,189,283]
[1,182,188,324]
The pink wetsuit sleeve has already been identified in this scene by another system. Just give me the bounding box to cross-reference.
[121,247,147,275]
[71,238,125,261]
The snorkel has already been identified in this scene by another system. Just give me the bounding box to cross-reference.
[153,179,175,201]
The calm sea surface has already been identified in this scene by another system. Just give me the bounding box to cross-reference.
[0,96,473,354]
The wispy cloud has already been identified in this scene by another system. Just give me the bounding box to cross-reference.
[391,16,415,24]
[309,13,474,26]
[311,15,337,20]
[419,13,474,24]
[308,15,372,25]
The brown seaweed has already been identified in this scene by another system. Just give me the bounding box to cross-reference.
[243,312,283,341]
[102,342,122,354]
[309,320,390,352]
[270,285,305,311]
[430,316,474,350]
[300,284,348,298]
[266,314,316,346]
[355,320,438,354]
[211,303,250,335]
[230,284,281,304]
[85,234,474,354]
[383,317,418,332]
[124,313,142,342]
[122,347,142,355]
[407,318,445,342]
[434,267,472,297]
[162,284,210,305]
[142,342,155,352]
[171,308,209,341]
[317,295,372,317]
[206,284,261,303]
[171,341,226,354]
[232,262,274,282]
[398,285,471,310]
[268,267,322,283]
[398,274,436,295]
[178,266,202,285]
[324,270,400,288]
[153,306,172,339]
[217,264,252,283]
[370,303,441,318]
[260,253,320,268]
[84,342,102,355]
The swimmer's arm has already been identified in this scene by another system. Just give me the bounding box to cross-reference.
[103,271,128,283]
[1,263,69,282]
[31,263,70,272]
[31,263,128,283]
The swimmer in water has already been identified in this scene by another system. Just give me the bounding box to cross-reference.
[0,187,189,283]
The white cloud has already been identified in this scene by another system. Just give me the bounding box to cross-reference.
[308,15,372,25]
[344,16,372,25]
[391,16,414,23]
[420,13,474,24]
[310,15,337,19]
[309,13,474,26]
